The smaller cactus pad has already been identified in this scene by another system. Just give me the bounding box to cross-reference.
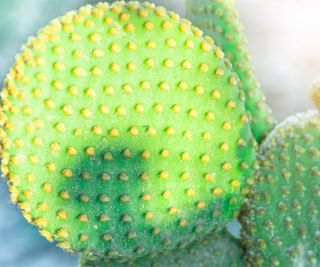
[80,229,245,267]
[240,110,320,266]
[186,0,276,143]
[0,1,255,260]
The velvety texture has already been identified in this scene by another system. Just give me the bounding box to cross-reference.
[80,229,244,266]
[0,0,255,260]
[186,0,276,143]
[241,110,320,266]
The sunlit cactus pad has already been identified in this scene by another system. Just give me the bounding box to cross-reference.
[186,0,275,143]
[0,0,255,260]
[80,229,245,267]
[240,110,320,266]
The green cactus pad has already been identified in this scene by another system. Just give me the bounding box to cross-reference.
[186,0,276,143]
[240,110,320,266]
[80,229,245,267]
[0,1,255,259]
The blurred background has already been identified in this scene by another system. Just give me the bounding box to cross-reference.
[0,0,319,266]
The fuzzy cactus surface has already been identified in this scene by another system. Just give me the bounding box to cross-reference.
[186,0,276,143]
[80,229,244,267]
[240,108,320,266]
[0,0,255,260]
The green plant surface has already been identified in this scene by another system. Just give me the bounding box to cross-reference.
[0,1,255,260]
[80,229,245,267]
[240,110,320,266]
[186,0,276,143]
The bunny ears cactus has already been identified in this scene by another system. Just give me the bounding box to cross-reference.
[0,0,255,260]
[4,0,316,266]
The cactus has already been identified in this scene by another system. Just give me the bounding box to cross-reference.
[186,0,276,143]
[240,96,320,266]
[80,229,245,267]
[0,1,255,260]
[311,79,320,109]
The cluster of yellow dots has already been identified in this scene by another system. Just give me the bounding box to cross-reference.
[12,146,243,249]
[0,1,255,257]
[23,91,241,117]
[10,140,243,183]
[186,0,276,143]
[0,0,239,104]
